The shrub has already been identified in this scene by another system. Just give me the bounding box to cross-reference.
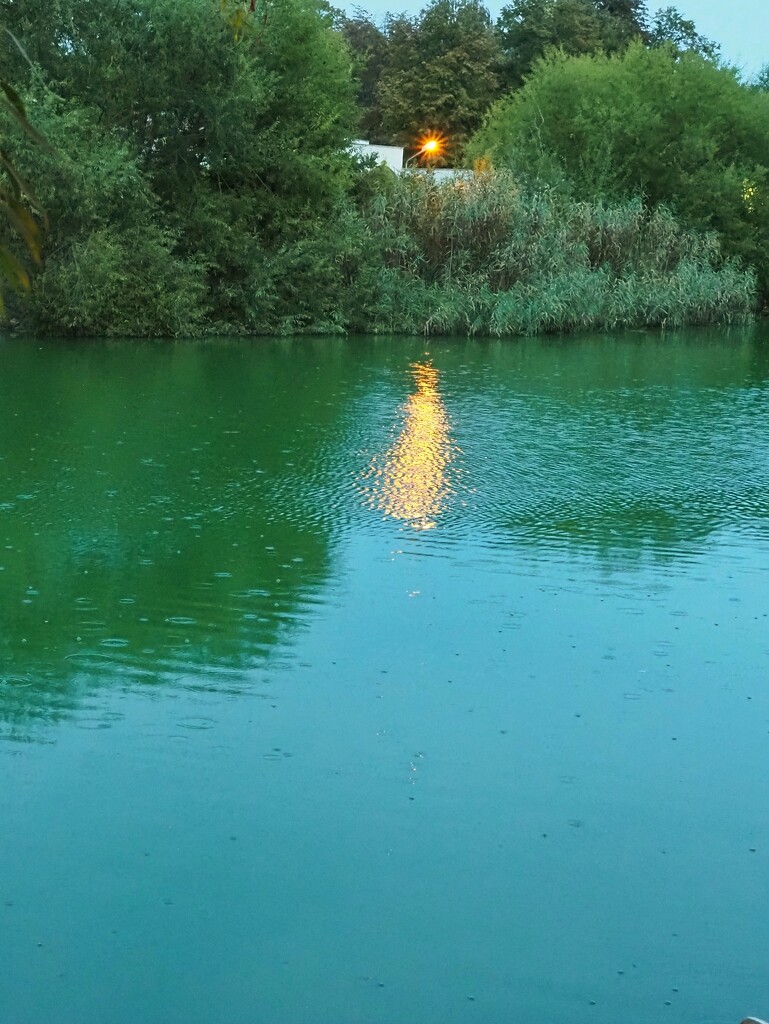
[346,170,755,335]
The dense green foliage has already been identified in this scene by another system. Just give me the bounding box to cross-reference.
[339,0,504,157]
[469,43,769,299]
[495,0,645,89]
[0,0,762,336]
[347,171,755,335]
[3,91,206,335]
[1,0,360,334]
[338,10,390,140]
[339,0,695,142]
[377,0,502,158]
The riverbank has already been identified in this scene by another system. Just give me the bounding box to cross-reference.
[9,171,756,339]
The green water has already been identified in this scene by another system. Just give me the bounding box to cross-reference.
[2,330,769,1024]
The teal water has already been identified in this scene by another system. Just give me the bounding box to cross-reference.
[2,330,769,1024]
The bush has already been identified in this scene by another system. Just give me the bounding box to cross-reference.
[468,43,769,300]
[345,170,755,335]
[1,0,360,336]
[4,93,205,336]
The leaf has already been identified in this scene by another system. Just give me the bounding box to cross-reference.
[0,78,27,121]
[0,245,30,292]
[0,148,46,220]
[0,195,43,262]
[0,91,56,152]
[0,32,56,152]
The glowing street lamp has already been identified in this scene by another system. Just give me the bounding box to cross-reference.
[404,134,445,168]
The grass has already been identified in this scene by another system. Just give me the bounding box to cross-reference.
[345,170,756,336]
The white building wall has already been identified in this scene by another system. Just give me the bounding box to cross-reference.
[350,140,404,173]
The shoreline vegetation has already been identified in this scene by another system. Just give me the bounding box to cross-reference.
[348,172,756,336]
[0,0,766,338]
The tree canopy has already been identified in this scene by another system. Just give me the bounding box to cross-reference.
[496,0,636,88]
[0,0,760,335]
[649,5,719,60]
[1,0,361,333]
[469,42,769,296]
[338,0,722,150]
[340,0,503,158]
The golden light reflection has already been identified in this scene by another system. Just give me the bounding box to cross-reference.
[362,362,458,530]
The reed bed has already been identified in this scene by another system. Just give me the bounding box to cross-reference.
[347,170,756,336]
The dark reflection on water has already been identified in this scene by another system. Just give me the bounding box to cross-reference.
[2,329,769,734]
[3,329,769,1024]
[0,339,354,735]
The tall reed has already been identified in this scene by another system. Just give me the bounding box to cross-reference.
[347,170,756,336]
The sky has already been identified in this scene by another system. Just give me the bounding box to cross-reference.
[342,0,767,78]
[673,0,765,74]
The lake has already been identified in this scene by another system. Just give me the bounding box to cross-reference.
[1,329,769,1024]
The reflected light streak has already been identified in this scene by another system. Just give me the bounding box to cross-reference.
[364,362,458,530]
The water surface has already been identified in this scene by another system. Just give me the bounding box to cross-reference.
[2,330,769,1024]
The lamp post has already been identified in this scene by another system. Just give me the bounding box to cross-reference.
[404,137,441,170]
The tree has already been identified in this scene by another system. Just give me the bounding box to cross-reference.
[374,0,503,159]
[469,43,769,297]
[0,0,362,334]
[753,63,769,91]
[650,6,719,60]
[337,8,390,140]
[593,0,647,34]
[496,0,612,88]
[495,0,646,88]
[1,89,206,335]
